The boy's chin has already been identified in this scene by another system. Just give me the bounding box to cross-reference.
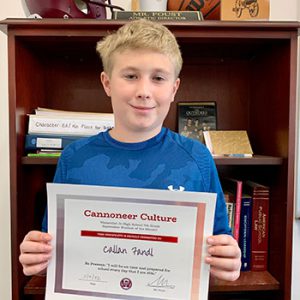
[132,124,162,135]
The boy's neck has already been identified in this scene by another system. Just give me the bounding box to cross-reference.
[108,127,162,143]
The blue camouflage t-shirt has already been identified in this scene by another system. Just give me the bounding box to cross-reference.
[42,127,231,235]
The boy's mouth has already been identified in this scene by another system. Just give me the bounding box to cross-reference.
[131,104,155,111]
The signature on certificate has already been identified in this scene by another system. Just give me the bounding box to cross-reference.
[147,274,175,289]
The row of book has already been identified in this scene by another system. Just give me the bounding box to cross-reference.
[26,105,253,158]
[177,102,253,157]
[25,107,114,157]
[222,178,269,272]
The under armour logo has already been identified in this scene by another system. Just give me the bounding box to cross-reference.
[168,185,185,192]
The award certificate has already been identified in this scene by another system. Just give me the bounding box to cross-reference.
[46,183,216,300]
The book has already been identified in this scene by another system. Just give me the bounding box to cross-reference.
[221,178,243,241]
[27,112,114,136]
[224,192,235,233]
[245,181,269,271]
[177,102,217,143]
[27,152,61,157]
[112,10,203,21]
[203,130,253,157]
[24,134,85,151]
[34,107,114,118]
[239,194,252,271]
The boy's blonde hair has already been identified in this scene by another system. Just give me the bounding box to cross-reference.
[96,19,182,78]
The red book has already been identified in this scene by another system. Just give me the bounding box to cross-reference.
[221,178,242,241]
[245,181,269,271]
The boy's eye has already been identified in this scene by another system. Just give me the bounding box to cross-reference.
[124,74,137,80]
[153,76,165,82]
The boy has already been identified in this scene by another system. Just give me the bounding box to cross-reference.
[19,19,241,282]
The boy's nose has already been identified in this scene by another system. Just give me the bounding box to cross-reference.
[136,78,151,100]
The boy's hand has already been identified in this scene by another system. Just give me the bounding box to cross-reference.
[19,231,53,276]
[205,234,241,281]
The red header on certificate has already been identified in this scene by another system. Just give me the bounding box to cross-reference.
[81,230,178,243]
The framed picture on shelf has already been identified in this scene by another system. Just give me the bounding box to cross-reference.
[177,102,217,143]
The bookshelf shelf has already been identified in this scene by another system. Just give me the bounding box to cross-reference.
[21,155,284,166]
[210,271,280,292]
[2,19,298,300]
[22,156,60,165]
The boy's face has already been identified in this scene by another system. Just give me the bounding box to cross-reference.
[101,49,180,141]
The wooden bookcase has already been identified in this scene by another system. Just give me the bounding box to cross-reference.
[1,19,299,300]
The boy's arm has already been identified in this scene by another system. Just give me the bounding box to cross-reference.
[19,231,52,276]
[205,234,241,281]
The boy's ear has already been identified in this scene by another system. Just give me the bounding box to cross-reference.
[171,78,180,102]
[100,72,111,97]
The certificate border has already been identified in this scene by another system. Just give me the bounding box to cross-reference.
[54,194,205,299]
[46,184,216,300]
[192,204,205,300]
